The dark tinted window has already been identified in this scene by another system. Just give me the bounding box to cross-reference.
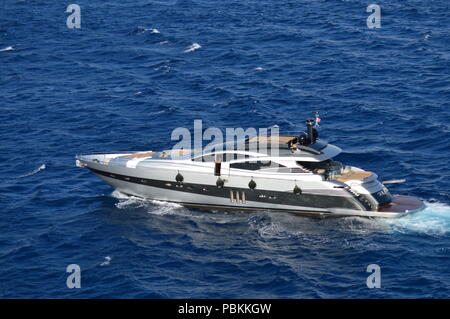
[296,160,342,173]
[230,161,284,171]
[192,153,252,162]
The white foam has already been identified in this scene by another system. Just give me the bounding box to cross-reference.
[111,190,131,199]
[100,256,112,267]
[135,27,160,35]
[184,42,201,53]
[111,191,447,238]
[112,190,147,209]
[112,190,184,214]
[145,200,186,216]
[17,164,46,178]
[257,222,301,239]
[154,64,171,73]
[254,66,264,71]
[383,201,450,236]
[146,202,246,222]
[115,196,147,209]
[149,199,183,208]
[249,203,450,239]
[0,46,14,52]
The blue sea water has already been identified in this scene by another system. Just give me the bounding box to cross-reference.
[1,0,450,298]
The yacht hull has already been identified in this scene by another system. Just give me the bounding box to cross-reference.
[84,161,424,218]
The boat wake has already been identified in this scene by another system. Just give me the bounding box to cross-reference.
[112,190,184,215]
[254,202,450,239]
[111,191,450,236]
[383,201,450,236]
[146,200,185,216]
[112,190,150,209]
[17,164,46,178]
[254,218,304,240]
[111,191,248,223]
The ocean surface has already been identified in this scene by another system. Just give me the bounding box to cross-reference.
[1,0,449,298]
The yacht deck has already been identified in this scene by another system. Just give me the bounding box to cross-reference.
[333,171,374,182]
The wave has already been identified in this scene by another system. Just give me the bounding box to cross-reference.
[383,201,450,236]
[112,190,148,209]
[111,191,248,223]
[128,27,160,35]
[248,202,450,239]
[112,190,183,214]
[0,46,14,52]
[184,42,201,53]
[111,190,131,199]
[147,0,177,5]
[111,190,450,237]
[17,164,46,178]
[255,219,304,240]
[100,256,112,267]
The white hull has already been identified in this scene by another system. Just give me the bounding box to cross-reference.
[81,160,423,218]
[76,131,424,219]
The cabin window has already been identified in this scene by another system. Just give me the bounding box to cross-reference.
[297,160,343,174]
[192,153,252,162]
[230,161,285,171]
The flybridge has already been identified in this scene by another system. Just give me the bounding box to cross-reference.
[243,135,329,154]
[162,117,327,160]
[209,118,329,156]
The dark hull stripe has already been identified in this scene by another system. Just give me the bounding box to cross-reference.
[89,167,364,211]
[118,190,333,216]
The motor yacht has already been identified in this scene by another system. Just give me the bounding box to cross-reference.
[76,120,424,217]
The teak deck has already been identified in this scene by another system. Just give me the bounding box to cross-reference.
[333,171,374,182]
[123,151,156,159]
